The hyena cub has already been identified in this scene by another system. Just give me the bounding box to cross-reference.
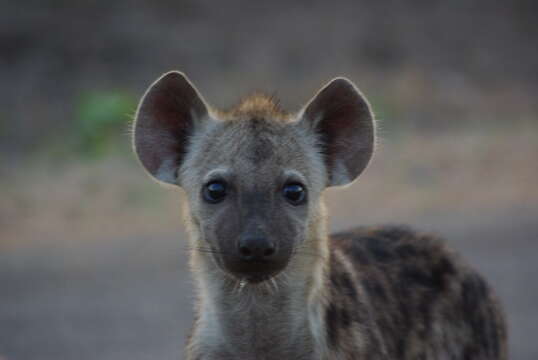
[133,72,507,359]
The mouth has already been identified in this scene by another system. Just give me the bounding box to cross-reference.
[227,264,282,284]
[212,245,292,284]
[243,273,273,284]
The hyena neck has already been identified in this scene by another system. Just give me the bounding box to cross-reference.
[188,213,330,357]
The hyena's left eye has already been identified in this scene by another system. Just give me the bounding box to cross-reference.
[203,181,227,204]
[282,183,307,205]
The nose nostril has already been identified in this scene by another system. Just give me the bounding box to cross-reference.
[239,246,252,257]
[239,238,275,260]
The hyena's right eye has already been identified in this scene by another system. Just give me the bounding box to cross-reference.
[203,181,227,204]
[283,183,307,205]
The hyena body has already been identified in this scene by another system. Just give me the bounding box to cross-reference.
[133,72,507,359]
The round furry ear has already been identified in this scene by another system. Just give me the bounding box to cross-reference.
[300,77,375,187]
[133,71,208,185]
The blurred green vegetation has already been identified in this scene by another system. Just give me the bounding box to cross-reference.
[73,91,136,158]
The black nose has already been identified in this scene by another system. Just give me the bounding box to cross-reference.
[238,236,276,261]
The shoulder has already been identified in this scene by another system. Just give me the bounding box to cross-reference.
[330,225,454,267]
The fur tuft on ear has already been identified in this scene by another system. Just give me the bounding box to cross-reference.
[133,71,209,185]
[301,77,375,187]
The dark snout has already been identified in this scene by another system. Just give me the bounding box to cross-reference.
[225,234,291,283]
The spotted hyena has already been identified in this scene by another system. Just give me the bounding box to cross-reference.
[132,71,507,360]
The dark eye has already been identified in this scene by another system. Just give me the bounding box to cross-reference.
[203,181,227,203]
[283,183,306,205]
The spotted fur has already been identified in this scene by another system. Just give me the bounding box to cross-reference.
[133,72,507,360]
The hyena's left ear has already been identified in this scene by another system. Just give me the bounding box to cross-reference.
[133,71,209,185]
[300,77,375,187]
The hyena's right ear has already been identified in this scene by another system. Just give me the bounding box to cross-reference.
[299,78,375,187]
[133,72,209,185]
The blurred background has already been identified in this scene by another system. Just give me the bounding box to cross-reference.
[1,1,537,359]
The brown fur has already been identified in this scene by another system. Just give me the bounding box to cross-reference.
[132,72,507,360]
[218,93,291,121]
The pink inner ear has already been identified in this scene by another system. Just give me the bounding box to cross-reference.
[134,72,207,184]
[304,79,374,186]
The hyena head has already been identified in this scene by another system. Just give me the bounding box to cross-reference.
[133,72,375,283]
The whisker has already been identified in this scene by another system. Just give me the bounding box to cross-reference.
[294,250,326,260]
[238,279,247,294]
[183,246,233,256]
[269,277,279,292]
[292,244,327,259]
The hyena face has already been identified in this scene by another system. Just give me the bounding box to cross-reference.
[178,118,323,282]
[133,72,375,283]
